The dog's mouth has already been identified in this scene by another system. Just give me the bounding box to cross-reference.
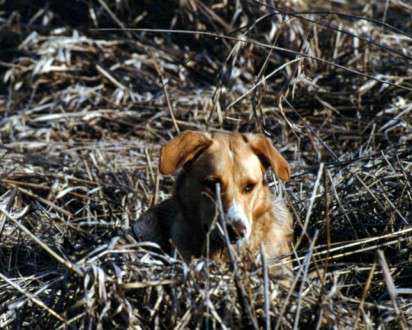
[228,221,248,243]
[203,223,245,244]
[227,225,242,243]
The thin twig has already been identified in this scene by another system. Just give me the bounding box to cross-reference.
[215,183,258,330]
[0,208,84,276]
[0,272,66,323]
[293,230,319,330]
[260,245,270,330]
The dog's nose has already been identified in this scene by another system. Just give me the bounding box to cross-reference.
[228,220,247,241]
[233,221,247,236]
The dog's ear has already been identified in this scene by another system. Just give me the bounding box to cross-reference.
[244,134,290,182]
[159,131,213,175]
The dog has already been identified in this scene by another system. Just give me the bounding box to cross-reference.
[132,130,293,275]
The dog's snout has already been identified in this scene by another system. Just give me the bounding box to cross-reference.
[225,201,251,243]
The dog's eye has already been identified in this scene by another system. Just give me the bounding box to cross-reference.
[243,183,256,193]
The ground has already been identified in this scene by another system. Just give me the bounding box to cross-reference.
[0,0,411,329]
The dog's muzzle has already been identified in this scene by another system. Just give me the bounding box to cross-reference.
[227,220,247,243]
[225,201,251,243]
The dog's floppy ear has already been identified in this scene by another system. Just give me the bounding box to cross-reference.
[159,131,213,175]
[244,134,290,182]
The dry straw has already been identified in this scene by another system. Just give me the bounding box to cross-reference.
[0,0,411,328]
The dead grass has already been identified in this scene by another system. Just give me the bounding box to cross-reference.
[0,0,411,328]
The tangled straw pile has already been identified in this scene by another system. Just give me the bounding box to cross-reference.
[0,0,411,328]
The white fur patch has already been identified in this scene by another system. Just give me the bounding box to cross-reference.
[225,200,252,244]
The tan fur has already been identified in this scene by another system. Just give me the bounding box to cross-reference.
[133,131,293,277]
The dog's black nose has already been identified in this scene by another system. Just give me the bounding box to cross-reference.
[227,221,247,242]
[233,221,247,237]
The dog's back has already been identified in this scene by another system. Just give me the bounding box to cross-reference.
[132,198,179,254]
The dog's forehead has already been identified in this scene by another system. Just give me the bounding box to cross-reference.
[196,133,263,178]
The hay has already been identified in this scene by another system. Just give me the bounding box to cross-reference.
[0,0,411,328]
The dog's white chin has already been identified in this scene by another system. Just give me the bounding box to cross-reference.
[236,236,250,248]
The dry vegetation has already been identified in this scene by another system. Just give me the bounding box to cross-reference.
[0,0,411,328]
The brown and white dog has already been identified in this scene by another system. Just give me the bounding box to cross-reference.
[132,131,293,275]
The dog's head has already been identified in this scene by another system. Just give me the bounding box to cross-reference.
[159,130,290,246]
